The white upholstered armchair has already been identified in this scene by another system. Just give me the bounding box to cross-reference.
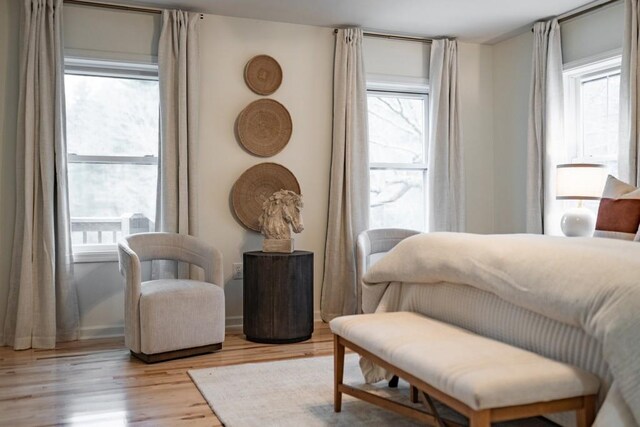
[356,228,421,388]
[118,232,225,363]
[356,228,421,314]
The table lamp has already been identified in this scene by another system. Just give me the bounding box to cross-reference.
[556,163,607,237]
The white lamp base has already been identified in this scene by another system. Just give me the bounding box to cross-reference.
[560,206,596,237]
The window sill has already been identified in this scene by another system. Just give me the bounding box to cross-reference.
[73,248,119,264]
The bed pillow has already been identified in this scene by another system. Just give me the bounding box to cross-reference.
[594,175,640,241]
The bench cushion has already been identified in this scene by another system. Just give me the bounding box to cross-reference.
[330,312,600,410]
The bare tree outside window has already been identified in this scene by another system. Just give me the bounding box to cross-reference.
[368,91,428,231]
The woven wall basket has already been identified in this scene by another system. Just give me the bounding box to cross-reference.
[236,99,293,157]
[231,162,301,232]
[244,55,282,95]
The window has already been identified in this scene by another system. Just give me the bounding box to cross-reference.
[65,59,159,258]
[367,87,429,231]
[564,56,622,177]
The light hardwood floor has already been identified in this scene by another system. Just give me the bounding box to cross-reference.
[0,323,334,426]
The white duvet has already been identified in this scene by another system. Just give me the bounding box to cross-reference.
[362,232,640,425]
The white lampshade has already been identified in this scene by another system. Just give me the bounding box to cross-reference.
[556,163,607,200]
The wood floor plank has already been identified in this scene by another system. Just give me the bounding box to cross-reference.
[0,322,333,426]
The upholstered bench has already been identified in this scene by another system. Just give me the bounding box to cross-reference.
[330,312,600,427]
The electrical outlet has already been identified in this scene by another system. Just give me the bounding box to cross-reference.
[232,263,243,279]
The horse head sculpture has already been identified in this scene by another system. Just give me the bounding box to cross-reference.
[258,190,304,240]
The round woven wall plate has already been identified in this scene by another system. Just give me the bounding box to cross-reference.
[244,55,282,95]
[231,162,301,231]
[236,99,293,157]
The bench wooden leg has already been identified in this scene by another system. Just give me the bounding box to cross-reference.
[469,409,490,427]
[334,334,345,413]
[576,395,597,427]
[422,391,447,427]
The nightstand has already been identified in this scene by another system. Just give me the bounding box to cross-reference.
[243,251,313,343]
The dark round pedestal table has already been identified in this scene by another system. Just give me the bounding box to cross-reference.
[243,250,314,344]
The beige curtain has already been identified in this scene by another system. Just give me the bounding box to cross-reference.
[2,0,79,350]
[320,28,369,321]
[526,20,564,235]
[155,10,200,279]
[620,0,640,186]
[428,39,465,232]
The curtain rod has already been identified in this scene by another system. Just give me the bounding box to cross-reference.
[63,0,204,18]
[530,0,621,29]
[557,0,621,24]
[333,29,433,44]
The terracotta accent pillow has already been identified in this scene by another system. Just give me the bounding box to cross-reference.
[594,175,640,241]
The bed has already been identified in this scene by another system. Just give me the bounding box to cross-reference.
[360,232,640,427]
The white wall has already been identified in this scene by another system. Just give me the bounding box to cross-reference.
[0,0,20,328]
[492,31,533,233]
[459,42,495,233]
[74,262,125,338]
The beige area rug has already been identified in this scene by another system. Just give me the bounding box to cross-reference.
[188,354,556,427]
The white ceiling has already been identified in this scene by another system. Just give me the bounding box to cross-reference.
[129,0,596,44]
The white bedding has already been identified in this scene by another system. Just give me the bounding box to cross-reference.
[362,232,640,426]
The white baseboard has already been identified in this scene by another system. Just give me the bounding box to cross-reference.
[78,311,324,341]
[225,315,244,334]
[79,325,124,340]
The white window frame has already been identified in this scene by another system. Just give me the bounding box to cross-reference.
[367,81,430,231]
[563,55,621,167]
[65,58,159,263]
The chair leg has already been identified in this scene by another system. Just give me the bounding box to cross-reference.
[334,334,345,413]
[576,395,597,427]
[410,385,419,403]
[469,409,491,427]
[388,375,399,388]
